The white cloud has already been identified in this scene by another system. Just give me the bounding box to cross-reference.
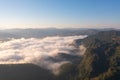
[0,35,87,74]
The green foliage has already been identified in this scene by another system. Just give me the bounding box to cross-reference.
[62,30,120,80]
[56,63,78,80]
[76,31,120,80]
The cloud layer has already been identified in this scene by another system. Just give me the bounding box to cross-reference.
[0,35,87,74]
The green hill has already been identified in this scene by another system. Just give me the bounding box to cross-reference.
[58,30,120,80]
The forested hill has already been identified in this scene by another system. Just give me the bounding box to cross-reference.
[82,30,120,47]
[57,30,120,80]
[70,30,120,80]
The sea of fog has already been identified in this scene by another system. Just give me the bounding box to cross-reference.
[0,35,87,74]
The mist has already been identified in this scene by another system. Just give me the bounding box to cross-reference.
[0,35,87,74]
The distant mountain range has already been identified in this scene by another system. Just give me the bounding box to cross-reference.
[0,28,116,40]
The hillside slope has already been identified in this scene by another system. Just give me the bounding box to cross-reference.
[0,64,55,80]
[57,30,120,80]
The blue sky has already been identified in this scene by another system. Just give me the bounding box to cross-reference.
[0,0,120,29]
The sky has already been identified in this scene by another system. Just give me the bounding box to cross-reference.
[0,0,120,29]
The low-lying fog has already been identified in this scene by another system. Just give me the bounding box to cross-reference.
[0,35,87,74]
